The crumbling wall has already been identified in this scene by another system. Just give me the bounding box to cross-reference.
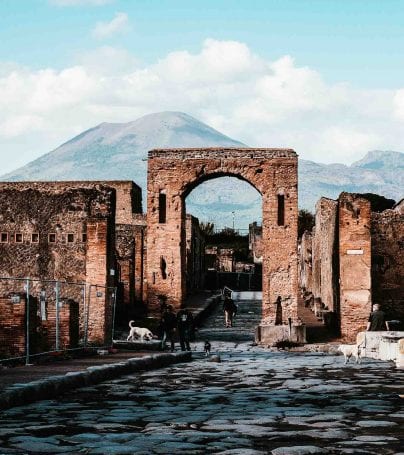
[0,181,146,311]
[339,193,372,340]
[0,185,116,344]
[371,203,404,323]
[185,214,205,294]
[299,230,313,293]
[312,198,338,312]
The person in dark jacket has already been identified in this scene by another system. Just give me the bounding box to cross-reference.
[366,304,389,331]
[223,296,237,328]
[161,305,177,351]
[177,308,194,351]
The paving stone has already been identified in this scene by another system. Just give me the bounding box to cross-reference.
[271,446,326,454]
[354,435,398,442]
[356,420,397,427]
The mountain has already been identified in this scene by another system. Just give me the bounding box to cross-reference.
[299,151,404,210]
[2,112,403,230]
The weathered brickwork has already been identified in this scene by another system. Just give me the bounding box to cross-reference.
[185,215,205,294]
[299,230,313,293]
[339,193,372,340]
[300,193,372,340]
[146,148,299,321]
[0,183,117,345]
[0,295,30,358]
[371,201,404,322]
[311,198,338,313]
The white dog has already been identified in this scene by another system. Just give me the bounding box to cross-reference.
[338,344,361,364]
[127,321,155,342]
[339,333,366,364]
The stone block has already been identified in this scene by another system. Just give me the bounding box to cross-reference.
[255,324,306,345]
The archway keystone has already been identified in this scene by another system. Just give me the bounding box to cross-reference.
[146,148,298,324]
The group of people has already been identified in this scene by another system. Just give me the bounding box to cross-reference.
[158,290,237,353]
[160,304,194,352]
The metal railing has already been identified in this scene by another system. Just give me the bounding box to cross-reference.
[0,277,116,365]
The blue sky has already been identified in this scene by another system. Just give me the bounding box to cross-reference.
[2,0,403,87]
[1,0,404,173]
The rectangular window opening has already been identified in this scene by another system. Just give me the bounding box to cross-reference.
[67,233,74,243]
[277,195,285,226]
[0,233,8,243]
[31,233,39,243]
[15,233,23,243]
[82,233,87,242]
[159,192,167,224]
[48,233,56,243]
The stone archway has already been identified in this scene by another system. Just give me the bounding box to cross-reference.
[146,148,298,323]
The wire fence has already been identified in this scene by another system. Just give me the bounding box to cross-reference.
[0,277,117,365]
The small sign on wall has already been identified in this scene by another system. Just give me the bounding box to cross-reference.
[346,249,364,255]
[10,294,21,304]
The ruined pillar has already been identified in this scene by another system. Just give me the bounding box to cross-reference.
[339,193,372,341]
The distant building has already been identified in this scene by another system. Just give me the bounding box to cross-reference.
[249,222,263,264]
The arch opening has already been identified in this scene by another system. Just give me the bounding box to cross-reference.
[184,175,263,301]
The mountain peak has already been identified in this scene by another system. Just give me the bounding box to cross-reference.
[352,150,404,170]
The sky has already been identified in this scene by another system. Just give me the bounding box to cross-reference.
[1,0,404,174]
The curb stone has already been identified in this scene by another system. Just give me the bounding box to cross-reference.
[0,352,191,410]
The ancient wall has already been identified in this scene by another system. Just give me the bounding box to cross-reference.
[133,214,147,304]
[0,185,116,345]
[371,203,404,322]
[185,215,205,294]
[339,193,372,340]
[0,181,142,221]
[0,295,28,358]
[311,198,338,312]
[147,148,298,322]
[0,186,115,282]
[298,230,313,293]
[0,181,146,312]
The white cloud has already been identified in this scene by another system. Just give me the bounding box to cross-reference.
[393,89,404,121]
[49,0,112,6]
[92,12,129,39]
[0,38,403,172]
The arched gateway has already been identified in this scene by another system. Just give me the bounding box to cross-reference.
[147,148,298,324]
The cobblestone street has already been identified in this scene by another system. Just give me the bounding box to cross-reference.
[0,341,403,454]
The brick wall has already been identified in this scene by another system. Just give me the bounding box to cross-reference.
[339,193,372,340]
[298,230,313,293]
[0,184,116,346]
[312,198,338,312]
[371,204,404,322]
[185,214,205,294]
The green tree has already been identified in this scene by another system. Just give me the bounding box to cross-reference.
[199,221,215,236]
[298,209,315,238]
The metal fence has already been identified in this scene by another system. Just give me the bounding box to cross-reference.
[0,277,116,365]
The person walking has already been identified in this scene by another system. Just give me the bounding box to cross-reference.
[161,304,177,351]
[366,304,389,331]
[177,308,194,351]
[223,295,237,328]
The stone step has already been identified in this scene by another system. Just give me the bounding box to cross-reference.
[198,299,261,342]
